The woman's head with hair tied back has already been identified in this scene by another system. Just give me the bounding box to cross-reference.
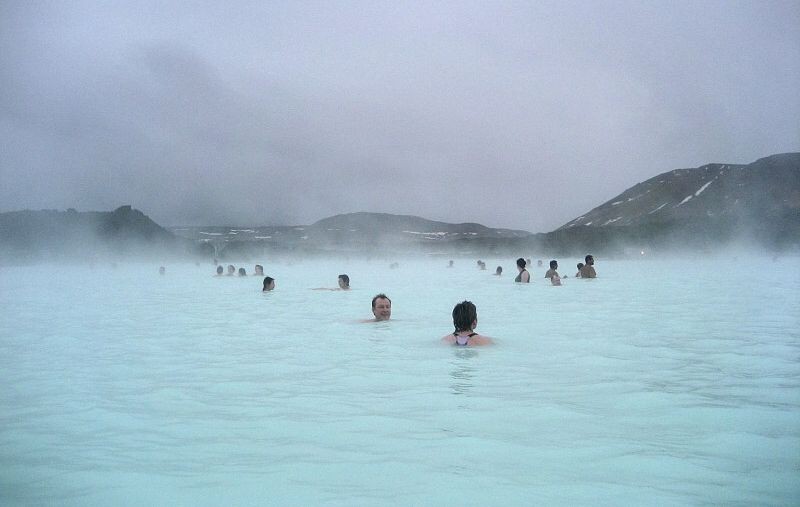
[452,300,477,332]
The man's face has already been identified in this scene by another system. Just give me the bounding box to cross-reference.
[372,298,392,320]
[338,277,347,289]
[587,256,594,265]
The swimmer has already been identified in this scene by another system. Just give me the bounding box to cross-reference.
[159,266,165,275]
[495,266,502,276]
[537,259,543,267]
[262,276,275,291]
[448,260,454,268]
[313,274,350,291]
[367,293,391,321]
[551,274,562,286]
[254,264,264,276]
[215,265,224,276]
[527,258,533,268]
[514,258,530,283]
[579,255,597,278]
[441,301,493,346]
[238,267,247,276]
[575,263,583,278]
[227,265,235,276]
[544,260,559,280]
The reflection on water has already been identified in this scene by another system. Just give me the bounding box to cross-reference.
[449,348,478,395]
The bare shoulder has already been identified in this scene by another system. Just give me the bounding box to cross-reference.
[472,334,494,346]
[441,334,456,344]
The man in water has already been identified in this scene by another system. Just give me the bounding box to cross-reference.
[254,264,264,276]
[313,274,350,291]
[262,276,275,291]
[215,265,224,276]
[544,260,559,280]
[575,263,583,278]
[370,294,391,321]
[579,255,597,278]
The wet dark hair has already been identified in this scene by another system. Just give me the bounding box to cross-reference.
[216,265,223,274]
[238,267,247,276]
[516,258,526,269]
[255,264,263,272]
[577,263,584,270]
[263,276,274,290]
[371,293,391,308]
[452,300,477,332]
[550,260,558,269]
[495,266,502,274]
[585,254,593,264]
[338,274,349,287]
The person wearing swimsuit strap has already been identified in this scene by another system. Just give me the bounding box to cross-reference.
[441,301,494,346]
[514,258,530,283]
[453,332,476,346]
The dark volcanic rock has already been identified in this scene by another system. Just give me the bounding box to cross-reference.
[559,153,799,230]
[549,153,800,254]
[0,205,194,261]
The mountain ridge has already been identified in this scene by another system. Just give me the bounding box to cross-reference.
[1,152,798,260]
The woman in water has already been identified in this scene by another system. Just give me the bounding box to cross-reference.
[441,301,493,346]
[514,258,530,283]
[262,276,275,291]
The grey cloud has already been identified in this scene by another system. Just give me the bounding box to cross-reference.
[1,1,798,231]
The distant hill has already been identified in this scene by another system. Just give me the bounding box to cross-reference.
[3,154,798,262]
[0,205,202,261]
[546,153,800,253]
[170,212,531,258]
[559,153,799,230]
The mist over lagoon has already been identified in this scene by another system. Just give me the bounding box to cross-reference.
[1,256,799,504]
[1,0,799,504]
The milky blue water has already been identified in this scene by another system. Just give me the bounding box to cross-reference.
[1,256,799,506]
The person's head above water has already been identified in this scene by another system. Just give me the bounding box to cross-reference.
[254,264,263,276]
[262,276,275,291]
[495,266,502,275]
[216,265,223,275]
[577,262,584,270]
[238,267,247,276]
[452,300,478,332]
[227,265,235,275]
[159,266,165,275]
[371,293,392,320]
[585,254,594,265]
[516,258,526,270]
[338,274,350,289]
[549,260,558,269]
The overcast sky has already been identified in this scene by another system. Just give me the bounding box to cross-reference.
[1,1,798,231]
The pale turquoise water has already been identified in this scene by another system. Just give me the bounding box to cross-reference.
[1,257,799,506]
